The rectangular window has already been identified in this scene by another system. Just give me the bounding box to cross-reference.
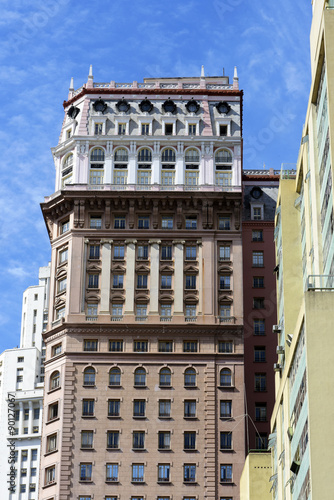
[113,274,124,288]
[45,465,56,485]
[255,373,266,392]
[184,432,196,450]
[95,123,103,135]
[17,356,24,363]
[189,124,196,135]
[160,305,172,320]
[52,343,62,356]
[107,431,120,449]
[253,298,265,309]
[137,274,148,288]
[185,304,196,319]
[80,463,92,481]
[118,123,126,135]
[252,251,264,267]
[87,303,98,317]
[24,408,29,420]
[184,464,196,482]
[158,340,173,352]
[159,400,171,418]
[133,431,145,449]
[162,216,173,229]
[251,206,263,220]
[106,463,119,482]
[108,399,120,417]
[21,468,27,477]
[255,433,268,449]
[161,170,175,186]
[158,464,170,482]
[48,402,58,421]
[133,400,146,417]
[254,346,266,362]
[220,432,232,450]
[219,216,231,230]
[109,340,123,352]
[61,220,69,234]
[81,430,94,449]
[254,318,265,335]
[88,274,99,288]
[31,449,38,461]
[255,404,267,422]
[47,433,57,453]
[59,248,68,263]
[83,340,98,352]
[141,123,149,135]
[220,305,231,319]
[31,468,37,476]
[165,124,173,135]
[136,305,147,320]
[185,275,196,289]
[82,399,95,417]
[89,244,100,259]
[138,216,149,229]
[253,276,264,288]
[219,275,231,290]
[161,245,172,260]
[158,431,171,450]
[219,124,228,136]
[219,341,233,353]
[184,400,196,418]
[111,304,123,319]
[20,485,26,493]
[185,216,197,229]
[185,170,199,187]
[252,229,263,241]
[114,245,125,259]
[132,464,144,482]
[21,450,28,461]
[161,275,172,289]
[220,400,232,419]
[219,245,231,261]
[137,245,148,259]
[33,425,39,433]
[90,216,102,229]
[220,464,232,483]
[133,341,148,352]
[185,245,197,260]
[114,216,126,229]
[15,409,19,421]
[183,341,198,352]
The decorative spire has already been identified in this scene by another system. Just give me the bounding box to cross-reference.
[201,65,205,78]
[87,65,94,88]
[69,77,74,91]
[233,66,239,90]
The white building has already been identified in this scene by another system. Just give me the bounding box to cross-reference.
[0,264,50,499]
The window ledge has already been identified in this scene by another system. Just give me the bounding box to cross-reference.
[183,481,198,484]
[105,479,119,483]
[108,385,122,389]
[80,447,94,451]
[131,480,145,484]
[81,415,96,419]
[183,449,197,452]
[42,482,56,489]
[218,385,235,389]
[220,448,233,452]
[133,416,147,419]
[47,386,61,395]
[106,447,120,451]
[158,480,171,484]
[79,480,93,484]
[44,449,58,457]
[158,416,172,420]
[184,416,198,420]
[108,415,121,419]
[83,384,96,388]
[159,385,172,389]
[46,417,60,425]
[132,448,146,451]
[133,385,147,389]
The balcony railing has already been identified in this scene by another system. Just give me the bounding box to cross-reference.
[219,316,235,324]
[185,316,197,322]
[111,315,123,322]
[307,275,334,291]
[160,316,172,322]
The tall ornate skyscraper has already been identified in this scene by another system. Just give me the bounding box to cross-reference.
[40,68,245,500]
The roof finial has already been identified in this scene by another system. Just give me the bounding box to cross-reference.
[87,65,94,88]
[201,65,205,78]
[69,77,74,91]
[233,66,239,90]
[89,65,93,78]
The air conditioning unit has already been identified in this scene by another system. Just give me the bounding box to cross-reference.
[290,460,300,475]
[272,324,281,334]
[276,345,285,355]
[273,363,281,371]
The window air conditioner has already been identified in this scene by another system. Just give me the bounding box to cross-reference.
[273,363,281,371]
[276,346,285,355]
[290,460,300,475]
[272,324,281,333]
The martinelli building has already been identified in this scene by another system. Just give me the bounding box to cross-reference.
[40,66,245,500]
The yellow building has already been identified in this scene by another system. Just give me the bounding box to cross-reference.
[270,1,334,499]
[240,453,272,500]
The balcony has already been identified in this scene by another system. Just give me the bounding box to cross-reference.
[307,275,334,291]
[111,316,123,322]
[160,316,172,322]
[219,316,235,324]
[185,316,197,322]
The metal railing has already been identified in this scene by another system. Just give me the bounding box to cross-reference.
[307,275,334,290]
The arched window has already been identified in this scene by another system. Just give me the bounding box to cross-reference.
[161,148,176,163]
[215,149,232,164]
[50,371,60,390]
[61,154,73,187]
[184,148,199,189]
[90,148,105,185]
[159,368,171,387]
[184,368,196,387]
[114,148,128,162]
[185,148,200,163]
[220,368,232,387]
[138,148,152,163]
[134,367,146,387]
[109,367,121,386]
[83,367,96,386]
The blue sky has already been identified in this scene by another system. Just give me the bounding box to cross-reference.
[0,0,312,352]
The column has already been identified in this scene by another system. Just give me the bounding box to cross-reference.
[173,241,185,315]
[100,240,113,314]
[197,241,203,315]
[18,401,24,435]
[151,141,160,184]
[124,240,136,315]
[175,141,184,185]
[28,401,33,434]
[127,141,136,184]
[149,240,161,314]
[39,400,43,434]
[104,140,113,184]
